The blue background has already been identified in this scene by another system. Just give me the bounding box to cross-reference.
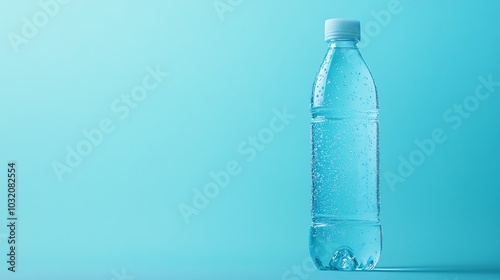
[0,0,499,279]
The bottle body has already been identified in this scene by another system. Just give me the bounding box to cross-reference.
[309,40,381,270]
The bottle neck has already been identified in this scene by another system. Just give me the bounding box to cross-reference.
[327,39,359,49]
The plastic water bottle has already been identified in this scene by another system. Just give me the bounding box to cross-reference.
[309,18,382,271]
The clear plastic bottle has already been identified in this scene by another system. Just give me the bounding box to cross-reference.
[309,18,382,271]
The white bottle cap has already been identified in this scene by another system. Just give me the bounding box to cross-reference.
[324,18,360,41]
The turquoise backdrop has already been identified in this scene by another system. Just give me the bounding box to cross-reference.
[0,0,499,279]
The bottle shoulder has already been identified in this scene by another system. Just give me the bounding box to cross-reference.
[311,48,378,110]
